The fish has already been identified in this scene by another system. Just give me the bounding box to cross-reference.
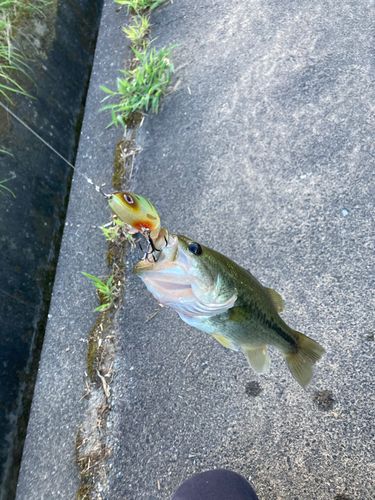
[109,192,325,388]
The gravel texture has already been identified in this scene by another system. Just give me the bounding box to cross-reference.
[107,1,375,499]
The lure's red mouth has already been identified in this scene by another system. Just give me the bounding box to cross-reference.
[134,221,153,232]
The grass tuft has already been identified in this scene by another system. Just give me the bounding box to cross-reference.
[0,0,51,103]
[122,14,150,47]
[100,217,130,242]
[100,44,176,127]
[81,273,116,312]
[114,0,168,14]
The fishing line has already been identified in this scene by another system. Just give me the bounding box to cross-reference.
[0,101,110,198]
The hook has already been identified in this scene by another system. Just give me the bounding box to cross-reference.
[138,229,167,262]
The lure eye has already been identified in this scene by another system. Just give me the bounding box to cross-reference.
[188,242,202,255]
[124,194,134,204]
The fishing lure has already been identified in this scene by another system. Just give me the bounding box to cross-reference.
[108,191,168,261]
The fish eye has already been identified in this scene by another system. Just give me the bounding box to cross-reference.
[188,242,202,255]
[124,193,134,204]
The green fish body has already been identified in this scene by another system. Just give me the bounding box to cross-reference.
[134,234,325,389]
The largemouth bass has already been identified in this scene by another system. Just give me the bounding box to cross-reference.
[108,192,325,388]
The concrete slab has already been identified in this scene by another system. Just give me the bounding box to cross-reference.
[105,1,375,499]
[15,1,132,499]
[0,2,102,497]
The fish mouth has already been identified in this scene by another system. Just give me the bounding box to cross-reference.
[133,234,237,318]
[134,234,180,273]
[134,234,199,308]
[134,234,194,288]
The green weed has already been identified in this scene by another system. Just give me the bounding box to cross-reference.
[100,44,176,127]
[123,15,150,47]
[81,272,116,312]
[0,176,16,197]
[115,0,168,14]
[101,218,124,241]
[0,0,51,103]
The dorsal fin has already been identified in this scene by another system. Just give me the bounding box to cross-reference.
[265,287,284,312]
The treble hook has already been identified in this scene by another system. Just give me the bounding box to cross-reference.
[138,241,157,262]
[138,229,168,262]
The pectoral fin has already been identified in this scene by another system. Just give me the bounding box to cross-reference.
[242,345,270,374]
[265,287,284,312]
[212,333,238,351]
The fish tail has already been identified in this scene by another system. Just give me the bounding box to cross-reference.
[284,331,325,389]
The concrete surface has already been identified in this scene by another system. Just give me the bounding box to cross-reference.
[0,1,102,498]
[16,1,375,500]
[107,1,375,499]
[14,2,131,499]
